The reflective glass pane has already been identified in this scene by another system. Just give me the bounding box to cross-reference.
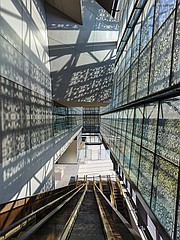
[151,156,178,238]
[150,12,174,93]
[119,135,125,164]
[176,194,180,239]
[129,142,140,184]
[140,0,155,51]
[122,70,130,105]
[121,110,128,137]
[125,36,132,72]
[157,97,180,165]
[124,138,131,172]
[137,41,151,99]
[142,103,158,152]
[118,79,124,106]
[116,111,122,136]
[121,52,126,77]
[131,20,141,62]
[126,108,134,139]
[129,59,138,102]
[154,0,176,32]
[117,111,122,134]
[172,4,180,85]
[133,106,144,145]
[138,149,154,204]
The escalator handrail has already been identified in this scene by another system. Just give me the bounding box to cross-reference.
[0,184,85,238]
[18,184,86,240]
[94,183,116,240]
[0,184,77,214]
[107,175,117,208]
[58,185,87,240]
[94,183,142,240]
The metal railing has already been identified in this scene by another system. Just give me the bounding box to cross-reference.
[0,184,85,240]
[94,183,142,240]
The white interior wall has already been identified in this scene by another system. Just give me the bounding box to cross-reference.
[0,0,82,204]
[57,140,77,164]
[46,0,119,104]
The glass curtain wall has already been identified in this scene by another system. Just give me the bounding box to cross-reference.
[82,107,100,133]
[53,103,83,136]
[100,0,180,239]
[101,98,179,238]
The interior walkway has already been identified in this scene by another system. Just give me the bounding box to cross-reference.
[55,135,116,188]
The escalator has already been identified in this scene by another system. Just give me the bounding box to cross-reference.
[0,178,142,240]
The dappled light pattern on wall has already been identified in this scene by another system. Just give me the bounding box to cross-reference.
[0,138,55,203]
[0,0,51,98]
[64,63,114,102]
[0,0,85,204]
[46,0,119,104]
[0,77,53,163]
[0,0,55,204]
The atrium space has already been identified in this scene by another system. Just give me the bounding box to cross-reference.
[54,134,115,188]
